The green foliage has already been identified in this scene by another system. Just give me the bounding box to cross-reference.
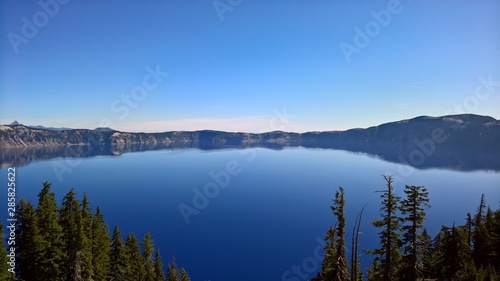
[472,194,493,268]
[400,184,430,280]
[491,209,500,270]
[125,233,145,280]
[180,268,191,281]
[142,231,156,281]
[476,265,499,281]
[12,182,191,281]
[318,186,350,281]
[363,180,500,280]
[16,199,43,280]
[317,187,369,281]
[434,225,474,278]
[91,207,111,281]
[331,187,349,280]
[80,192,94,279]
[367,175,402,281]
[161,254,192,281]
[466,212,473,249]
[16,179,500,280]
[419,228,433,278]
[59,188,89,280]
[154,249,165,281]
[36,182,64,281]
[167,255,180,281]
[0,219,11,281]
[319,226,337,280]
[110,226,128,280]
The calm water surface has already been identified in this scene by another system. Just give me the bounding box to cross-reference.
[3,147,499,280]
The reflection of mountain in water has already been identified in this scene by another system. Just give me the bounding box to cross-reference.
[1,114,499,171]
[2,141,499,171]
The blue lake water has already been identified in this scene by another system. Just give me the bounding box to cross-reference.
[3,147,500,280]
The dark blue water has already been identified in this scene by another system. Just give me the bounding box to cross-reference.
[2,147,499,280]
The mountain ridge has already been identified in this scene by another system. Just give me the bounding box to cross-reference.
[1,114,499,170]
[1,114,499,149]
[8,120,74,132]
[5,113,499,134]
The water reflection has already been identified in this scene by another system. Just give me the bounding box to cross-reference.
[1,141,499,171]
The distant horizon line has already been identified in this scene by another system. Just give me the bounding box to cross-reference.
[3,113,498,135]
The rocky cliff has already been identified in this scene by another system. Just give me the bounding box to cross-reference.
[1,114,499,149]
[1,114,499,170]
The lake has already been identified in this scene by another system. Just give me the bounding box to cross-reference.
[2,147,499,280]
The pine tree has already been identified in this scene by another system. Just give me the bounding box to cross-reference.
[319,226,336,280]
[434,225,474,278]
[491,209,500,270]
[180,268,191,281]
[154,249,165,281]
[142,231,156,281]
[484,207,495,265]
[477,265,499,281]
[485,206,494,233]
[472,194,492,267]
[80,192,94,279]
[317,187,351,281]
[59,188,87,281]
[330,186,349,280]
[167,256,180,281]
[400,184,430,280]
[91,206,111,281]
[36,182,64,281]
[125,233,145,280]
[366,258,382,281]
[420,228,433,278]
[16,199,43,281]
[465,212,473,250]
[109,226,127,280]
[0,219,11,281]
[475,194,487,226]
[367,175,402,281]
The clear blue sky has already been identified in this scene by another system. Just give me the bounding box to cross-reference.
[1,0,499,132]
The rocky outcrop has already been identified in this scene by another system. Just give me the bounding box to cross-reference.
[0,126,305,149]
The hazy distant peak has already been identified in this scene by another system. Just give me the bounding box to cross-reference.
[440,114,497,124]
[392,114,498,126]
[93,127,115,132]
[9,120,20,126]
[28,125,73,131]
